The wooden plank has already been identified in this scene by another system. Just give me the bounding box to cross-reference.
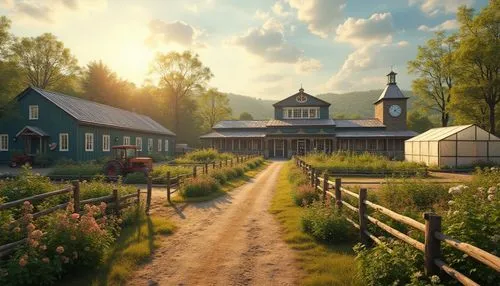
[340,187,359,199]
[80,195,113,204]
[0,238,26,252]
[33,202,69,219]
[434,259,479,286]
[119,200,139,209]
[435,232,500,272]
[0,187,72,210]
[365,200,425,232]
[345,217,360,229]
[120,193,139,201]
[341,200,358,213]
[366,214,425,252]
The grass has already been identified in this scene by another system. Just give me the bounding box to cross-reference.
[270,161,361,285]
[58,209,175,286]
[170,161,268,203]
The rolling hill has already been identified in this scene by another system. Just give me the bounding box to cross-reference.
[226,90,415,119]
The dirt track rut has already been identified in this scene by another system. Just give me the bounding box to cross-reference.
[128,161,299,285]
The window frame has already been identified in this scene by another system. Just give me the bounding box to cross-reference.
[148,138,153,153]
[59,133,69,151]
[136,137,142,151]
[123,136,130,145]
[103,134,110,152]
[0,134,8,151]
[165,139,169,152]
[29,105,39,120]
[85,133,94,152]
[158,139,162,152]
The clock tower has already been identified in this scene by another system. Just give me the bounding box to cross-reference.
[374,71,408,131]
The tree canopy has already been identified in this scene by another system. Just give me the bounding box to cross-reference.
[198,88,232,132]
[239,112,254,120]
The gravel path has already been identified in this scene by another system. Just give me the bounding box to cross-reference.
[129,161,300,286]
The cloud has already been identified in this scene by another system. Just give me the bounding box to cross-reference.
[409,0,474,15]
[272,2,290,17]
[185,4,198,13]
[254,10,269,20]
[418,19,459,32]
[285,0,346,38]
[147,20,203,47]
[397,40,409,47]
[231,18,302,63]
[295,58,322,73]
[254,74,285,82]
[335,13,394,46]
[15,1,53,23]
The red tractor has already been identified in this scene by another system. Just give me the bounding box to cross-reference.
[103,145,153,177]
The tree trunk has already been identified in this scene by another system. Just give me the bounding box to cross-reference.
[441,112,449,127]
[488,103,496,135]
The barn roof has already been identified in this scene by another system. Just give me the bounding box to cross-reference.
[200,130,267,138]
[266,119,335,127]
[213,120,268,129]
[334,119,385,128]
[22,87,175,136]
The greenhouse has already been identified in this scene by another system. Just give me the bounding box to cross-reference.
[405,124,500,168]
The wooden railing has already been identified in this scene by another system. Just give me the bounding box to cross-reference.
[295,157,500,286]
[0,181,140,259]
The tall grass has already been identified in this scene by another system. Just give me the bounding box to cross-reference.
[302,152,426,174]
[174,148,234,164]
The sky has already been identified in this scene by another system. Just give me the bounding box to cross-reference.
[0,0,490,100]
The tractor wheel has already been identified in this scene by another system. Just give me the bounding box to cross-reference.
[104,161,123,177]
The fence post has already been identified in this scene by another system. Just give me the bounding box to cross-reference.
[219,161,222,168]
[335,178,342,209]
[193,166,197,178]
[212,162,216,170]
[204,163,208,174]
[136,188,141,205]
[225,159,228,166]
[72,180,80,213]
[146,175,152,214]
[230,159,233,167]
[358,188,370,246]
[310,168,315,187]
[112,189,120,215]
[322,173,328,203]
[424,213,442,276]
[166,171,171,203]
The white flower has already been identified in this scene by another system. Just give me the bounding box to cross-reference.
[487,194,494,201]
[477,187,485,193]
[448,200,455,206]
[430,275,441,284]
[453,210,459,216]
[487,187,496,195]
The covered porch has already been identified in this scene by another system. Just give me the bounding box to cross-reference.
[15,126,50,156]
[266,137,336,158]
[200,130,266,155]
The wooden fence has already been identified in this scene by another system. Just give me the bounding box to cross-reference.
[295,158,500,286]
[0,181,140,259]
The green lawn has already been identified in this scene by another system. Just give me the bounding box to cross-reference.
[270,162,361,286]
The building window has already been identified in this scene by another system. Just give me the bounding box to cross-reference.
[309,108,317,118]
[103,135,110,152]
[284,107,319,119]
[123,136,130,145]
[59,133,69,151]
[148,138,153,152]
[287,109,293,118]
[136,137,142,151]
[302,109,309,118]
[293,108,301,118]
[165,139,169,152]
[29,105,39,120]
[158,139,162,152]
[0,134,8,151]
[368,140,377,150]
[85,133,94,152]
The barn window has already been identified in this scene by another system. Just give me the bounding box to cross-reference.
[59,133,69,151]
[136,137,142,151]
[29,105,39,120]
[148,138,153,153]
[123,136,130,145]
[158,139,162,152]
[293,108,301,118]
[103,135,110,152]
[286,108,293,119]
[165,139,169,152]
[85,133,94,152]
[0,134,8,151]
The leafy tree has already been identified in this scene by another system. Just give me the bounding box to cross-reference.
[452,2,500,135]
[408,31,457,127]
[407,110,436,133]
[239,112,253,120]
[198,88,232,132]
[151,51,213,136]
[11,33,79,89]
[81,60,134,109]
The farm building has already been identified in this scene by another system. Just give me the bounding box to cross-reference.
[0,86,176,164]
[200,71,417,159]
[405,125,500,167]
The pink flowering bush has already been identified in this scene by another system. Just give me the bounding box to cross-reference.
[0,201,118,285]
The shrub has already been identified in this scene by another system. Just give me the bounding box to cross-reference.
[79,179,136,200]
[288,165,308,187]
[210,169,228,184]
[353,239,435,286]
[180,176,220,198]
[301,201,354,243]
[293,184,319,206]
[49,163,102,177]
[233,166,245,177]
[0,166,56,202]
[147,152,167,163]
[150,165,191,184]
[174,148,233,164]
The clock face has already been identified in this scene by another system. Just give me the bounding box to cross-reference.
[389,104,402,117]
[296,94,307,103]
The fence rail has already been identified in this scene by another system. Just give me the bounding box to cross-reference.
[295,157,499,286]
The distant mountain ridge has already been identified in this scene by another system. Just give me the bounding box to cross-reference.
[225,90,414,119]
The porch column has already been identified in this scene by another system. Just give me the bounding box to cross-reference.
[39,137,42,153]
[232,139,234,151]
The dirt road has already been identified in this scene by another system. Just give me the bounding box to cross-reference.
[129,161,300,286]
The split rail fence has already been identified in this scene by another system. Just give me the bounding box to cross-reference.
[295,157,500,286]
[0,181,140,259]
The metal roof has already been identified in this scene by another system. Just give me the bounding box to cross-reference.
[28,87,175,136]
[336,130,418,138]
[406,125,474,142]
[335,119,385,128]
[213,120,268,129]
[266,119,335,127]
[200,130,266,139]
[374,84,408,104]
